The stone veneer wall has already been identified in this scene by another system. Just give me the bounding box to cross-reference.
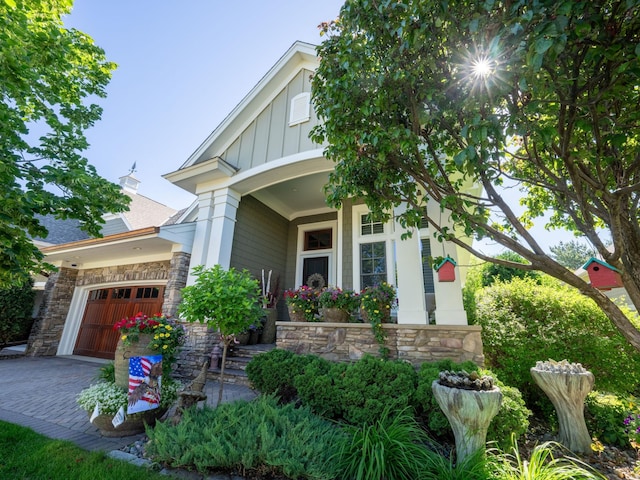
[276,322,484,366]
[27,268,79,356]
[175,322,218,379]
[163,252,191,318]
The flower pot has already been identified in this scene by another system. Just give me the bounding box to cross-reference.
[89,407,167,437]
[249,329,259,345]
[321,307,349,323]
[235,331,250,345]
[114,333,156,390]
[261,308,277,343]
[359,305,392,324]
[287,305,307,322]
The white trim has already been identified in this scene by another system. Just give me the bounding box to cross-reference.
[57,279,169,356]
[295,220,338,287]
[351,205,395,292]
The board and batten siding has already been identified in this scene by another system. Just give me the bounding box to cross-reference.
[221,69,319,171]
[230,195,289,284]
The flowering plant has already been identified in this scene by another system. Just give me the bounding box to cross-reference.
[284,285,320,321]
[77,377,181,415]
[624,412,640,448]
[360,282,396,359]
[113,312,185,369]
[317,287,360,311]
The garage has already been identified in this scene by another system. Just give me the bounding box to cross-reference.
[73,285,164,359]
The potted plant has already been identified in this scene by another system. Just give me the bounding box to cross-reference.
[178,264,264,406]
[77,370,181,437]
[260,269,280,343]
[360,282,396,358]
[317,287,359,322]
[284,285,320,322]
[113,312,185,388]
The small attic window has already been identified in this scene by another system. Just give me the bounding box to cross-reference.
[289,92,311,126]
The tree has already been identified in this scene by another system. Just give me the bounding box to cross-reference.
[311,0,640,350]
[549,240,597,270]
[178,264,264,406]
[0,0,130,286]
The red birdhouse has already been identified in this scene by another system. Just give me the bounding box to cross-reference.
[582,257,623,290]
[435,257,456,282]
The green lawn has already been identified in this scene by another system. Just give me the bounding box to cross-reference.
[0,421,168,480]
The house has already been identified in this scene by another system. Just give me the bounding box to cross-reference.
[28,41,482,368]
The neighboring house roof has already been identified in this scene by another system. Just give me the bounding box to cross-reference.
[33,214,91,246]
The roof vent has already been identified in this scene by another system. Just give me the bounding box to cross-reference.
[289,92,311,126]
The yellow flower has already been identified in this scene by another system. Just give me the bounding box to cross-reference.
[153,324,159,328]
[154,335,159,340]
[163,345,168,349]
[374,309,379,314]
[121,335,127,341]
[166,325,172,331]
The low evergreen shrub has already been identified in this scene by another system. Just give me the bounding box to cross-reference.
[245,348,330,402]
[416,359,531,448]
[0,277,35,346]
[146,395,342,479]
[295,354,418,425]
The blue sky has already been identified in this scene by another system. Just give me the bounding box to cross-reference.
[64,0,345,209]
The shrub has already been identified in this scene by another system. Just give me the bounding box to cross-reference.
[295,354,418,425]
[0,277,35,346]
[245,348,331,403]
[331,406,436,480]
[416,359,531,448]
[476,277,640,415]
[146,395,342,479]
[585,391,639,449]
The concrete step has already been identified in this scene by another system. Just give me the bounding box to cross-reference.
[208,342,275,387]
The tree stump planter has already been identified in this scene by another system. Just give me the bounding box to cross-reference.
[287,305,307,322]
[261,308,277,343]
[432,375,502,463]
[530,360,594,453]
[321,307,350,323]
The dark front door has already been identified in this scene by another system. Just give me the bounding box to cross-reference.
[73,285,164,359]
[302,256,328,288]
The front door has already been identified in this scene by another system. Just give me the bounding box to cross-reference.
[73,285,164,359]
[302,256,329,288]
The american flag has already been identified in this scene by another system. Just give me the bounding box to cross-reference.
[128,354,162,409]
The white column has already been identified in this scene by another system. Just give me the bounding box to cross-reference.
[187,188,240,285]
[394,208,428,324]
[207,187,240,269]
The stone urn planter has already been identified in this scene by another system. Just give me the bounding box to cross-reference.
[321,307,350,323]
[530,360,594,453]
[89,407,167,437]
[287,305,307,322]
[114,333,155,390]
[432,371,502,463]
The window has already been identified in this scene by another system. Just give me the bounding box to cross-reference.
[135,287,161,299]
[304,229,332,251]
[360,214,384,235]
[111,288,131,299]
[360,242,387,288]
[289,92,311,126]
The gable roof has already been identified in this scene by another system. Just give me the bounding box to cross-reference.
[168,41,319,176]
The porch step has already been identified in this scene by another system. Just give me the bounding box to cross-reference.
[207,343,275,387]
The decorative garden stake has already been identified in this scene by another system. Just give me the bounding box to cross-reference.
[432,371,502,463]
[530,359,594,453]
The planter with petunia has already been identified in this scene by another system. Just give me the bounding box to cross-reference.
[360,282,396,358]
[318,287,359,323]
[284,285,320,322]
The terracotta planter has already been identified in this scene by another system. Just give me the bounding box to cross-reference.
[114,334,156,390]
[287,305,307,322]
[321,307,350,323]
[261,308,277,343]
[89,407,167,437]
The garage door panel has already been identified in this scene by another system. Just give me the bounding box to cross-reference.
[73,285,164,359]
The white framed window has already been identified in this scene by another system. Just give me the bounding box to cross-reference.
[289,92,311,126]
[352,205,395,291]
[296,221,337,287]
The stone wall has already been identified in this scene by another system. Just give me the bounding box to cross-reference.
[175,322,218,379]
[276,322,484,366]
[163,252,191,318]
[76,261,170,286]
[27,268,79,356]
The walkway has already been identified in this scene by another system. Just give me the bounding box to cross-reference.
[0,350,258,452]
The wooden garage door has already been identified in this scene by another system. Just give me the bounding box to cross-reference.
[73,285,164,359]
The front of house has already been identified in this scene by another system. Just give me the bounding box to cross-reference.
[29,41,481,368]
